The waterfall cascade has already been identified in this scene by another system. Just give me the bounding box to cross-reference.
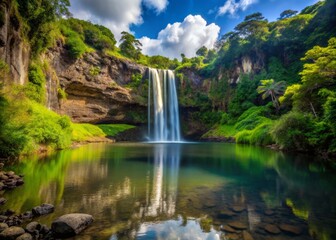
[148,68,181,142]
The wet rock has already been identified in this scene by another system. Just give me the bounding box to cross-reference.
[263,224,281,234]
[279,224,302,235]
[203,201,216,208]
[243,231,254,240]
[0,172,8,180]
[0,197,7,205]
[264,210,275,216]
[221,225,237,233]
[32,204,54,216]
[0,181,5,190]
[16,179,24,186]
[231,205,246,213]
[0,226,25,239]
[228,221,248,230]
[4,210,15,216]
[0,215,8,222]
[218,209,236,218]
[225,233,240,240]
[0,222,9,231]
[0,163,4,169]
[25,222,40,234]
[16,233,33,240]
[6,171,15,177]
[21,211,33,220]
[40,224,50,234]
[51,213,93,237]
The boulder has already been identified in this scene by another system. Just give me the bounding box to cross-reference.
[0,222,9,231]
[25,222,40,233]
[16,233,33,240]
[0,226,25,240]
[51,213,93,238]
[32,204,54,216]
[221,225,237,233]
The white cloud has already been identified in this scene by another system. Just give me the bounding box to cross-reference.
[218,0,258,16]
[143,0,169,13]
[140,15,220,59]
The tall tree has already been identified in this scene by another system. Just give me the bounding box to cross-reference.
[119,32,142,60]
[278,10,298,20]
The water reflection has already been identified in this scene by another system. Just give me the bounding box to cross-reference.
[2,143,336,240]
[143,144,180,217]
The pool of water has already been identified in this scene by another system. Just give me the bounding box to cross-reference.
[2,142,336,240]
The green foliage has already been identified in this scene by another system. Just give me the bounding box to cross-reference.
[228,74,259,118]
[16,0,70,56]
[235,106,271,130]
[279,10,298,20]
[257,79,286,111]
[71,123,105,142]
[196,46,208,57]
[57,88,67,99]
[98,124,135,137]
[26,62,46,103]
[127,73,143,88]
[119,31,142,60]
[89,66,101,76]
[202,124,237,139]
[61,28,88,58]
[271,111,314,151]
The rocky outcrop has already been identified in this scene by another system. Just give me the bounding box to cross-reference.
[45,42,147,123]
[0,0,30,85]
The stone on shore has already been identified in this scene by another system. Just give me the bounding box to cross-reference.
[32,204,54,216]
[51,213,93,238]
[0,226,25,240]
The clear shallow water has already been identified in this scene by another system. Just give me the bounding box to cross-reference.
[2,142,336,240]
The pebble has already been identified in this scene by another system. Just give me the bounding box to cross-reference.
[16,233,33,240]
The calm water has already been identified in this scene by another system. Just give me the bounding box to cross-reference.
[2,143,336,240]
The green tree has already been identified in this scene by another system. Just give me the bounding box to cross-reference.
[257,79,286,112]
[196,46,208,57]
[278,10,298,20]
[119,32,142,60]
[16,0,71,55]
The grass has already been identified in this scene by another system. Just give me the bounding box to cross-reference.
[71,123,106,142]
[98,124,135,137]
[202,124,237,139]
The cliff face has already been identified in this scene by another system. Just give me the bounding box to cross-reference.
[0,0,29,85]
[45,42,147,124]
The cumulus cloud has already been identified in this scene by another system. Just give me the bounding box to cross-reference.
[143,0,169,13]
[218,0,258,16]
[140,15,220,59]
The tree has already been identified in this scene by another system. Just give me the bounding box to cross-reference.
[16,0,71,55]
[257,79,286,112]
[278,10,298,20]
[119,32,142,60]
[196,46,208,57]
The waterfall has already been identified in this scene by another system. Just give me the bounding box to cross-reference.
[148,68,181,142]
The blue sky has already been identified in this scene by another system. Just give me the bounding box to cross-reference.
[70,0,320,59]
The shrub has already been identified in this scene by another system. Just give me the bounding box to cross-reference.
[271,111,314,151]
[26,63,46,103]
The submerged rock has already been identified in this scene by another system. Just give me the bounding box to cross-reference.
[279,224,302,235]
[51,213,93,238]
[228,221,248,230]
[242,231,254,240]
[0,222,9,231]
[263,224,281,234]
[32,204,54,216]
[16,233,33,240]
[0,226,25,239]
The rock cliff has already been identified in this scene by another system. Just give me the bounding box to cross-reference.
[45,42,147,124]
[0,0,29,85]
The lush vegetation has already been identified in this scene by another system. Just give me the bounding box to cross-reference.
[98,124,135,137]
[197,0,336,156]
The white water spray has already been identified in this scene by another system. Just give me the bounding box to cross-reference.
[148,68,181,142]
